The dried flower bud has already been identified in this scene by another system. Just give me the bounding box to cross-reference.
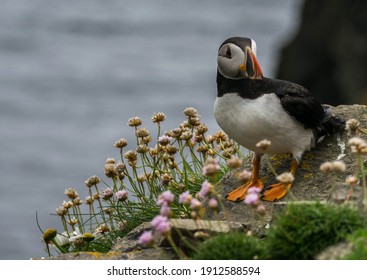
[85,196,94,205]
[56,206,68,216]
[180,130,193,141]
[206,135,216,144]
[114,138,128,149]
[95,223,110,234]
[167,128,182,138]
[73,197,83,206]
[256,139,271,150]
[214,131,228,143]
[104,163,116,178]
[85,175,100,187]
[345,175,358,185]
[64,187,79,199]
[236,170,252,183]
[124,150,138,162]
[348,137,367,154]
[141,135,152,144]
[101,187,114,200]
[104,207,115,215]
[226,156,243,169]
[116,190,128,202]
[136,144,149,154]
[105,157,116,164]
[276,172,294,184]
[188,116,201,126]
[149,146,159,157]
[320,161,333,173]
[183,107,198,118]
[128,116,142,127]
[194,231,210,239]
[152,112,166,123]
[160,173,173,185]
[346,119,360,135]
[196,124,208,135]
[197,145,209,154]
[68,217,78,226]
[331,160,346,173]
[135,128,150,138]
[166,145,178,155]
[62,200,73,209]
[93,192,100,200]
[115,162,126,174]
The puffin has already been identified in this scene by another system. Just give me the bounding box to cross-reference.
[214,37,344,202]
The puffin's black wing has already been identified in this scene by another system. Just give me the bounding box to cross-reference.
[269,78,325,129]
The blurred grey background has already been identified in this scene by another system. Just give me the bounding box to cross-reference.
[4,0,363,259]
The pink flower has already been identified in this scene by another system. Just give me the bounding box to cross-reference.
[101,187,114,200]
[179,191,192,204]
[138,230,154,246]
[156,190,174,206]
[244,192,259,206]
[151,215,171,235]
[208,198,218,209]
[160,205,172,217]
[248,186,262,193]
[202,158,220,176]
[190,198,202,210]
[198,180,213,199]
[115,190,128,201]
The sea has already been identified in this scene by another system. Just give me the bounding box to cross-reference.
[0,0,302,259]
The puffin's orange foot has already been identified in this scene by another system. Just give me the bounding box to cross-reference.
[226,180,264,202]
[261,183,292,202]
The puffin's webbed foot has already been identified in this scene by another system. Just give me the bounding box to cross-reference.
[261,182,292,202]
[226,179,264,202]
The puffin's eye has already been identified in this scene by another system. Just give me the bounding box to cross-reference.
[225,47,232,59]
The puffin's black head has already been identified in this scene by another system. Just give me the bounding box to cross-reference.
[217,37,263,80]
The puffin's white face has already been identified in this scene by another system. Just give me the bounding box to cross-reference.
[217,43,245,80]
[217,38,263,80]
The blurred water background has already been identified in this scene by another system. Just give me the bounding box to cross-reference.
[0,0,301,259]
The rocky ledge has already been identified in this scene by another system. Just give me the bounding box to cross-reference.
[46,104,367,260]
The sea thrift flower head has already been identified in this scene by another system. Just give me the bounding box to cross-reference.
[183,107,198,118]
[198,180,214,199]
[179,191,192,205]
[114,138,128,149]
[244,192,259,206]
[248,186,262,194]
[115,162,126,174]
[155,219,172,235]
[43,228,57,243]
[257,204,266,215]
[237,170,252,183]
[73,197,82,205]
[345,175,358,185]
[56,205,68,216]
[105,157,116,164]
[95,223,110,234]
[104,163,116,178]
[190,198,202,210]
[160,173,173,186]
[152,112,166,123]
[135,128,150,138]
[138,230,154,247]
[101,187,114,200]
[85,195,94,205]
[68,217,78,226]
[136,144,149,154]
[348,137,367,154]
[62,200,73,209]
[346,119,360,135]
[158,135,172,146]
[115,190,128,202]
[160,204,172,217]
[157,190,174,206]
[208,198,218,210]
[256,139,271,150]
[202,158,220,176]
[195,123,208,135]
[64,187,78,200]
[320,161,333,173]
[85,175,100,187]
[128,116,142,127]
[124,150,138,162]
[226,156,243,169]
[276,172,294,184]
[331,160,346,173]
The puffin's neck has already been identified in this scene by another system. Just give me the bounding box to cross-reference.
[216,72,268,99]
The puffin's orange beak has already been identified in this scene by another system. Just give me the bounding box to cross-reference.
[245,47,263,80]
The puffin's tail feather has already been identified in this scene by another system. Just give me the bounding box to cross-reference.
[315,105,345,139]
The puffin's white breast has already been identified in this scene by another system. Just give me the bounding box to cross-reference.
[214,93,314,159]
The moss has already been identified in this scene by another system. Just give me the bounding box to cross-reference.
[192,232,265,260]
[265,202,366,259]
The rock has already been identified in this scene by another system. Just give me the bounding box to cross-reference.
[276,0,367,105]
[212,104,367,230]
